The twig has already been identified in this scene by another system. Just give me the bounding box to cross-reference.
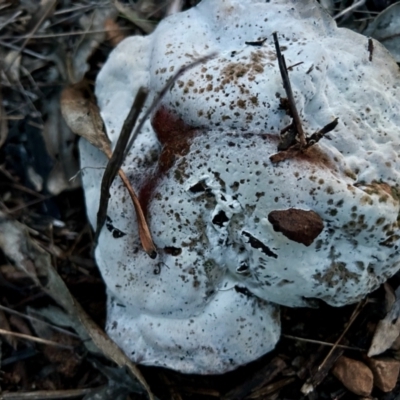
[0,10,22,32]
[307,117,339,146]
[0,40,48,61]
[318,299,367,371]
[368,38,374,62]
[95,88,158,258]
[273,32,306,148]
[282,334,365,351]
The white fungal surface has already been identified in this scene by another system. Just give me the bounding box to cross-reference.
[80,0,400,374]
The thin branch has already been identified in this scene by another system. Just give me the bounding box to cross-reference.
[273,32,306,148]
[318,299,367,371]
[96,88,158,258]
[307,117,339,146]
[282,334,365,351]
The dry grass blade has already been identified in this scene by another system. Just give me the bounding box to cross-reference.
[5,0,58,72]
[0,388,98,399]
[0,309,17,349]
[0,212,154,400]
[60,82,156,257]
[0,304,80,339]
[0,328,75,349]
[318,300,366,371]
[282,334,365,351]
[113,0,156,33]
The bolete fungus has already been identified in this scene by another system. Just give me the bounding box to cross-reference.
[79,0,400,374]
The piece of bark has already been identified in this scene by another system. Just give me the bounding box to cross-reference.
[368,357,400,392]
[332,356,373,396]
[268,208,324,246]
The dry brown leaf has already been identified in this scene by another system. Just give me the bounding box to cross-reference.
[368,286,400,357]
[60,81,111,154]
[61,81,156,257]
[0,212,154,400]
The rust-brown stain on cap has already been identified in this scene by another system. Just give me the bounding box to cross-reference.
[268,208,324,246]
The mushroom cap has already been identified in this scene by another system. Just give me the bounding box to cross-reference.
[80,0,400,373]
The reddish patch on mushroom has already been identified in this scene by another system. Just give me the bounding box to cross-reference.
[268,208,324,246]
[140,106,200,215]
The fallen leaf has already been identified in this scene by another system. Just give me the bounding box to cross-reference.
[42,91,80,195]
[364,2,400,62]
[60,81,110,153]
[368,286,400,357]
[61,81,156,257]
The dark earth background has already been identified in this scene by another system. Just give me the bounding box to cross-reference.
[1,0,400,399]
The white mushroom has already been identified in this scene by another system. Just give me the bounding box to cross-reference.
[80,0,400,374]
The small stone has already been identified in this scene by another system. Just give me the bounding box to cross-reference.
[332,356,373,396]
[368,357,400,392]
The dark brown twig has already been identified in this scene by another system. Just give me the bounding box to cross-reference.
[318,299,367,371]
[273,31,306,148]
[307,117,339,146]
[368,38,374,62]
[95,88,157,257]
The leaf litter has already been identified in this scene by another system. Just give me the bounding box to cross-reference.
[2,0,400,399]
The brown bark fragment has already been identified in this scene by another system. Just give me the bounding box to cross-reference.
[268,208,324,246]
